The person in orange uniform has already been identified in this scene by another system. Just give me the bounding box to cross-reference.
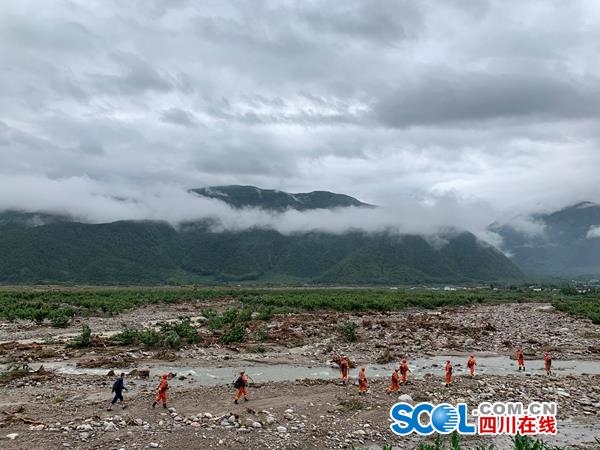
[467,355,477,377]
[234,370,250,404]
[340,356,350,385]
[358,367,368,395]
[387,368,401,394]
[544,351,552,376]
[152,374,169,409]
[516,346,525,371]
[399,359,411,384]
[444,359,453,386]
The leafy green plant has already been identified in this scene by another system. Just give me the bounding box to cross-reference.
[67,324,92,349]
[340,398,363,412]
[111,319,200,350]
[253,326,269,342]
[511,434,562,450]
[339,321,358,342]
[220,322,246,344]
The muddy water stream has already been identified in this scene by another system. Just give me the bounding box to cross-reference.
[23,355,600,386]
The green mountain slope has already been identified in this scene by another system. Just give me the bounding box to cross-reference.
[0,216,523,284]
[491,202,600,276]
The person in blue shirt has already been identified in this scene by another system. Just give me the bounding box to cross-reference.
[108,372,128,410]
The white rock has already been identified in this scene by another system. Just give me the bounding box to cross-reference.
[6,433,18,440]
[277,426,287,433]
[228,415,236,423]
[398,394,413,403]
[149,443,159,448]
[203,413,213,419]
[104,422,118,432]
[30,424,45,431]
[284,413,294,420]
[284,409,294,413]
[252,421,262,429]
[266,416,276,425]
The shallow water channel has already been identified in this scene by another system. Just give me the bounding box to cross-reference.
[28,355,600,386]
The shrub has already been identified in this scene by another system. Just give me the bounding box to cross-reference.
[220,323,246,344]
[339,321,358,342]
[111,319,200,350]
[68,324,92,349]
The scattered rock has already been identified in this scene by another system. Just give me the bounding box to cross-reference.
[398,394,413,403]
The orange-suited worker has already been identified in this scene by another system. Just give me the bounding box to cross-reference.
[516,346,525,371]
[152,374,169,409]
[340,356,350,385]
[358,367,368,395]
[387,368,401,394]
[467,355,477,377]
[544,351,552,376]
[444,359,453,386]
[400,359,411,384]
[234,370,250,404]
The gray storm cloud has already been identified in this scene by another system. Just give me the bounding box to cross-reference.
[1,0,600,244]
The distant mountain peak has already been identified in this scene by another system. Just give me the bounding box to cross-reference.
[492,200,600,276]
[189,185,373,211]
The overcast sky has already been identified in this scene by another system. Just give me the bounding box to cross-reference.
[1,0,600,238]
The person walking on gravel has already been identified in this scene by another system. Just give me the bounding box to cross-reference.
[544,351,552,375]
[108,372,128,411]
[445,359,453,386]
[234,370,251,404]
[358,367,368,395]
[516,346,525,371]
[339,355,350,385]
[387,368,401,394]
[152,374,169,409]
[467,355,477,377]
[400,358,411,384]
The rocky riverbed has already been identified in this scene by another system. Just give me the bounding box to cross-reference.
[0,301,599,449]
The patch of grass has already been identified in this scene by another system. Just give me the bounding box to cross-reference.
[67,324,92,349]
[512,434,563,450]
[247,344,267,353]
[340,398,364,412]
[253,326,269,342]
[553,298,600,324]
[110,318,200,350]
[411,434,562,450]
[220,322,246,344]
[339,321,358,342]
[2,286,599,327]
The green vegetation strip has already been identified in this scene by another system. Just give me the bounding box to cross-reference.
[1,287,599,326]
[406,432,583,450]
